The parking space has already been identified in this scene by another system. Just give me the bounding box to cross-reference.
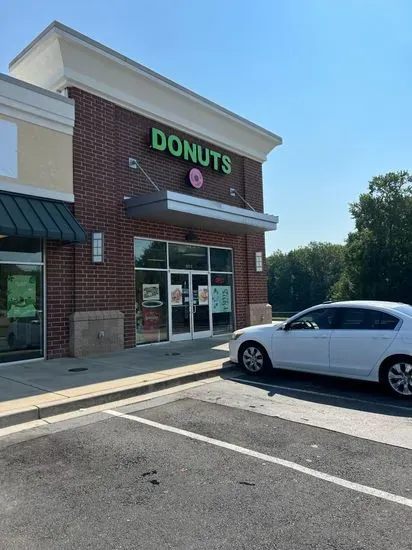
[0,375,411,549]
[189,372,412,448]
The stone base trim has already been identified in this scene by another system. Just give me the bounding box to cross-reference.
[246,303,272,326]
[69,310,124,357]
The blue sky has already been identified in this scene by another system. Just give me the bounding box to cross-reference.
[1,0,411,254]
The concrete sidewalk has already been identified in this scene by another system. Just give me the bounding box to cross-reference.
[0,336,235,428]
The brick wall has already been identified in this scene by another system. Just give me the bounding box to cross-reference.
[46,241,75,358]
[46,88,269,358]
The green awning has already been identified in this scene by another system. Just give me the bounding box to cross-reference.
[0,192,87,243]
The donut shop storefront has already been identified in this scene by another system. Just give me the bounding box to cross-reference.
[7,22,282,359]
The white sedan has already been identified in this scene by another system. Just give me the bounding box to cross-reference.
[229,300,412,398]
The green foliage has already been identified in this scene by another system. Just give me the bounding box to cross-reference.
[333,171,412,302]
[268,171,412,309]
[267,242,345,312]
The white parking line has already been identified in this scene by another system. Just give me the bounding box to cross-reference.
[228,377,412,413]
[105,409,412,508]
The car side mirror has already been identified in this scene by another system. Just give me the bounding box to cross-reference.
[283,323,291,331]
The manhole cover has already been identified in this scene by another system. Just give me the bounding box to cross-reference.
[68,367,88,372]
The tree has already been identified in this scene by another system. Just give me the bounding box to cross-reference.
[332,171,412,303]
[267,242,345,312]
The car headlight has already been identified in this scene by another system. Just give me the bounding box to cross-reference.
[231,330,245,340]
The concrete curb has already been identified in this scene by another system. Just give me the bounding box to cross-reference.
[0,407,39,429]
[0,363,238,429]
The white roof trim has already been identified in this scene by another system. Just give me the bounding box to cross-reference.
[0,73,74,135]
[9,21,282,162]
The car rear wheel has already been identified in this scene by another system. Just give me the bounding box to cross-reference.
[380,358,412,398]
[239,342,271,375]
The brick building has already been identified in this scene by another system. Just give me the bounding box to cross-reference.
[0,22,281,364]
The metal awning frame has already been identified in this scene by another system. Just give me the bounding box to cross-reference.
[124,190,278,235]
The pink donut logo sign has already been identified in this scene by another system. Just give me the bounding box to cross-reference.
[188,168,204,189]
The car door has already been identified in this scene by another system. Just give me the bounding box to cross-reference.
[272,307,338,373]
[329,307,400,376]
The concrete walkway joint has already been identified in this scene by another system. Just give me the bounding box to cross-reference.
[0,337,234,428]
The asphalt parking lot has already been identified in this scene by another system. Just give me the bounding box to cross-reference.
[0,370,411,549]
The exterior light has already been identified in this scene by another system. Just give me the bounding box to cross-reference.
[255,251,263,272]
[185,231,198,242]
[92,232,104,263]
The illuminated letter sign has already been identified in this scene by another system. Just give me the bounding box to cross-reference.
[150,128,231,175]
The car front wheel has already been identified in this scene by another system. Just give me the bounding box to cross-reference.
[381,358,412,398]
[239,342,271,375]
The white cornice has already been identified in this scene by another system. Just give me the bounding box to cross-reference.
[9,22,282,162]
[0,180,74,202]
[0,73,74,135]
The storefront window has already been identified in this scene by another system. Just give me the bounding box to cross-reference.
[210,248,232,272]
[134,239,167,269]
[168,243,208,271]
[135,238,234,343]
[211,273,234,334]
[0,238,44,363]
[135,270,169,344]
[0,237,42,264]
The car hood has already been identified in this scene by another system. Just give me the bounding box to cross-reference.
[240,321,283,333]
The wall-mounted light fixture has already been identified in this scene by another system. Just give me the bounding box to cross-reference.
[92,232,104,264]
[185,231,198,242]
[255,251,263,272]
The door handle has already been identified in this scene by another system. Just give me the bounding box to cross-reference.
[372,336,391,340]
[314,335,329,339]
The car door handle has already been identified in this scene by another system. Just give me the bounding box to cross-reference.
[314,335,329,339]
[372,336,391,340]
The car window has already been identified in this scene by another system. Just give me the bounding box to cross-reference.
[337,308,399,330]
[368,310,400,330]
[288,308,337,330]
[338,308,366,329]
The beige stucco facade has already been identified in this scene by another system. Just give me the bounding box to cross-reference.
[0,73,75,202]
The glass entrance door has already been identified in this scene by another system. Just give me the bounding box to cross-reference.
[170,271,211,341]
[170,272,191,340]
[192,273,211,338]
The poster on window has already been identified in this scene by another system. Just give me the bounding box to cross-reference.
[212,286,231,313]
[198,286,209,305]
[170,284,183,305]
[7,275,37,318]
[142,283,160,301]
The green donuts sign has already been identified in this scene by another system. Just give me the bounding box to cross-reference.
[150,128,232,175]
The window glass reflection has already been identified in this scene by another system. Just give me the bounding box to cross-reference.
[134,239,167,269]
[168,244,208,270]
[210,248,232,272]
[135,270,169,344]
[0,237,42,263]
[211,273,234,334]
[0,264,43,363]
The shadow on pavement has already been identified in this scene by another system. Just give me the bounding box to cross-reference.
[230,368,412,418]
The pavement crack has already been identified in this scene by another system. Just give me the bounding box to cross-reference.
[142,469,157,477]
[0,374,68,398]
